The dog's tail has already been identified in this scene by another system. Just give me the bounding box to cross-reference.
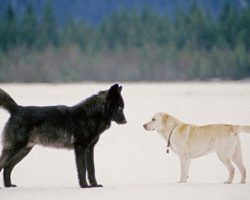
[233,125,250,133]
[0,88,18,114]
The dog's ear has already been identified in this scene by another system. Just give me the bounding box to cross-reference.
[162,114,169,125]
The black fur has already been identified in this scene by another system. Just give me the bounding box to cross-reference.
[0,84,127,188]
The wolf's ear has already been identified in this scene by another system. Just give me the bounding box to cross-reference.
[118,86,122,93]
[108,84,119,97]
[109,84,119,92]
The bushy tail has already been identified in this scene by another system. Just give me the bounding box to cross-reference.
[233,125,250,133]
[0,88,18,114]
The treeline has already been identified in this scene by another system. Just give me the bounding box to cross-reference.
[0,1,250,82]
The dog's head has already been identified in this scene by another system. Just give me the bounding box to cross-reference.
[143,113,169,131]
[106,84,127,125]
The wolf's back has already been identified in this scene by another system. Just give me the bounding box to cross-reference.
[0,88,18,114]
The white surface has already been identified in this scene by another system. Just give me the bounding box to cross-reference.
[0,82,250,200]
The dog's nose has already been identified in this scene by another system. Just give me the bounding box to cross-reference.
[143,124,147,129]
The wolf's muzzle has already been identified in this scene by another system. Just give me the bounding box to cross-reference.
[119,118,127,124]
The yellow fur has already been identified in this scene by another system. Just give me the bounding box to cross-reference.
[143,112,250,184]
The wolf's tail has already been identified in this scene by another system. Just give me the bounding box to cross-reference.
[233,125,250,133]
[0,88,18,114]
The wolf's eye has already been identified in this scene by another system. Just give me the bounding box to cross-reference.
[117,106,122,111]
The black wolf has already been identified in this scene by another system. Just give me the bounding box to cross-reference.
[0,84,127,188]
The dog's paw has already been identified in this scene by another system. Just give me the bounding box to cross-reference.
[223,181,232,184]
[176,181,187,183]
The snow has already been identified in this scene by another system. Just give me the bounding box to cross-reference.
[0,82,250,200]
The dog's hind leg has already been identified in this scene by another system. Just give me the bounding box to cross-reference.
[232,145,246,184]
[217,154,235,184]
[178,156,190,183]
[3,147,33,187]
[216,135,237,184]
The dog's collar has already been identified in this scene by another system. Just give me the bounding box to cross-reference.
[166,124,178,154]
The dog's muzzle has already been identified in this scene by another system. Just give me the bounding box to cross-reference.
[143,123,154,131]
[143,124,148,130]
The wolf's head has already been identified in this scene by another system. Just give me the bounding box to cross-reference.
[106,84,127,125]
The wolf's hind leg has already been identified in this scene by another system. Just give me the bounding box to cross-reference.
[0,148,18,172]
[4,147,33,187]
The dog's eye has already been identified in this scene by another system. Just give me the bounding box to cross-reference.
[152,118,156,121]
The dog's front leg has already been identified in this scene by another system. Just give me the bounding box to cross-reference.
[178,156,190,183]
[74,145,88,188]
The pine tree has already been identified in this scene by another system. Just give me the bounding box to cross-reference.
[238,6,250,50]
[174,5,187,49]
[21,3,38,48]
[186,3,216,50]
[1,0,19,51]
[62,18,93,51]
[219,2,239,48]
[38,0,58,48]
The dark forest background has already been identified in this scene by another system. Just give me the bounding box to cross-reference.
[0,0,250,82]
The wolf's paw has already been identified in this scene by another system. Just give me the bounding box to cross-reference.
[90,184,103,188]
[80,185,91,188]
[5,184,17,188]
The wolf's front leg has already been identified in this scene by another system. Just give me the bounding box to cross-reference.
[74,145,88,188]
[86,146,103,187]
[86,137,102,187]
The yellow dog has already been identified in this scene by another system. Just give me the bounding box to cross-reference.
[143,112,250,184]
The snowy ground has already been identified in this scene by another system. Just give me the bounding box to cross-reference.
[0,82,250,200]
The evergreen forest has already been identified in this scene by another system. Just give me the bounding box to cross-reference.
[0,1,250,82]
